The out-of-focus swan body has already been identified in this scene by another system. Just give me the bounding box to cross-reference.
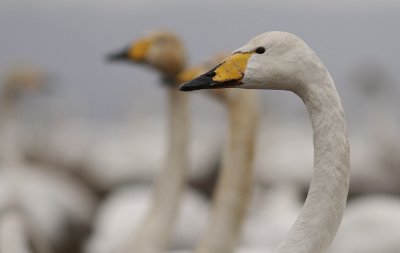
[85,186,208,253]
[0,68,96,253]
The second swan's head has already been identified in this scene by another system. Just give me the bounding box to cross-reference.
[179,31,324,93]
[108,30,186,77]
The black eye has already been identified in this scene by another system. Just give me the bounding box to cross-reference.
[255,47,265,54]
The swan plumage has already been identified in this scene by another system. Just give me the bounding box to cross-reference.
[88,31,211,253]
[180,31,350,253]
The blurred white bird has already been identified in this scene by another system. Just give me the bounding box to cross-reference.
[84,31,216,253]
[84,185,208,253]
[0,68,97,253]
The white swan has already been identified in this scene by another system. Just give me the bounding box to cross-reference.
[107,30,190,253]
[74,30,221,192]
[85,185,208,253]
[180,31,350,253]
[86,31,210,253]
[178,55,308,253]
[0,68,97,253]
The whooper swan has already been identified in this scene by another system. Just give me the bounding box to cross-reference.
[180,31,350,253]
[94,31,207,253]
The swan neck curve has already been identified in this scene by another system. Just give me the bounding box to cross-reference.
[275,66,350,253]
[195,90,259,253]
[121,87,189,253]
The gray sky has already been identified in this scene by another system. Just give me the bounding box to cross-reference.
[0,0,399,125]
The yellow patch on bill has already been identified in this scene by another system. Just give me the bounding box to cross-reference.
[213,52,252,82]
[128,39,151,60]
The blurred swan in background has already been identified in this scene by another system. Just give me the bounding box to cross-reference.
[0,68,97,253]
[194,89,258,253]
[22,44,221,194]
[177,57,259,253]
[86,31,209,253]
[85,186,208,253]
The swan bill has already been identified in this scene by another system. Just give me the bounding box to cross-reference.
[178,73,241,91]
[107,38,152,62]
[179,52,252,91]
[107,47,130,62]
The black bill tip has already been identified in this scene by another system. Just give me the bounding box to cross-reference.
[179,67,219,91]
[107,47,130,62]
[179,66,241,92]
[179,75,217,91]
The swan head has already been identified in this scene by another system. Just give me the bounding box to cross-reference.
[108,30,186,77]
[179,31,322,93]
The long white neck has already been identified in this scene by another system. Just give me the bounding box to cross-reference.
[195,90,259,253]
[274,66,350,253]
[121,87,189,253]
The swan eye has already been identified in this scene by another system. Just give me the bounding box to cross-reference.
[255,47,265,54]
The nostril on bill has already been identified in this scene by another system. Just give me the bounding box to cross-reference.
[205,71,216,78]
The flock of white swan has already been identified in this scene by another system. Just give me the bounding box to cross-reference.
[1,31,400,253]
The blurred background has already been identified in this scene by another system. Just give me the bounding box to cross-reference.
[0,0,399,252]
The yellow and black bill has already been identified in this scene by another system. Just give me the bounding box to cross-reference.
[179,52,252,91]
[178,65,239,91]
[107,37,152,63]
